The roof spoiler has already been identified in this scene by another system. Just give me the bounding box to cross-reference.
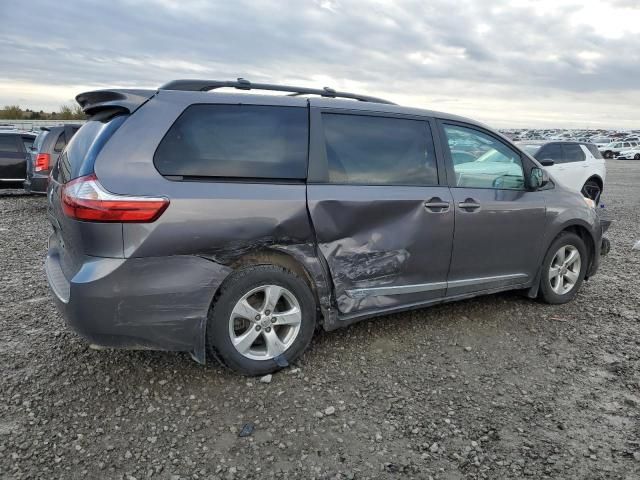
[75,89,156,116]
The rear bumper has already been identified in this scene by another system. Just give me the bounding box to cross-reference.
[46,239,232,363]
[587,215,612,277]
[24,175,48,194]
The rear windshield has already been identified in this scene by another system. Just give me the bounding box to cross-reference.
[53,115,127,184]
[519,144,542,155]
[154,104,308,180]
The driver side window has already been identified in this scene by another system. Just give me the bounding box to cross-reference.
[444,125,525,190]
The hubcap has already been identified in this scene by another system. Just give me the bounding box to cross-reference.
[549,245,581,295]
[228,284,302,361]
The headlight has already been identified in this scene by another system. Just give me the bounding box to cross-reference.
[583,197,596,208]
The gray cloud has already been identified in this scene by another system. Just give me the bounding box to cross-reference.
[0,0,638,127]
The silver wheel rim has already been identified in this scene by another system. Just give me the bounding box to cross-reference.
[228,284,302,361]
[549,245,581,295]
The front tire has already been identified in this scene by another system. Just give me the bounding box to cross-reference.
[635,153,640,160]
[604,151,613,159]
[206,265,316,375]
[539,232,588,304]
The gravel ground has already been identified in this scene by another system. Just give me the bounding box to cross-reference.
[1,160,639,480]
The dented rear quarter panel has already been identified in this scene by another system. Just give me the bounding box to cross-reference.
[82,91,334,361]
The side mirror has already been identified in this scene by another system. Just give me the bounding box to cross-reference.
[539,158,555,167]
[529,167,549,190]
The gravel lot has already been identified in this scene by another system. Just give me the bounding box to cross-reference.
[1,160,639,480]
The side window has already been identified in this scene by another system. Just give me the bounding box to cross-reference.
[586,144,603,159]
[444,125,525,190]
[0,135,19,153]
[321,114,438,185]
[54,132,67,152]
[538,144,564,163]
[154,105,308,179]
[562,144,585,163]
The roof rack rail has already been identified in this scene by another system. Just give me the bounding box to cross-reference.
[159,78,395,105]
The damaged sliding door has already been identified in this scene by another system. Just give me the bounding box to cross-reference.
[306,106,454,314]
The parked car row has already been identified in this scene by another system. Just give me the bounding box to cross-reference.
[43,78,611,375]
[504,128,640,161]
[0,124,80,193]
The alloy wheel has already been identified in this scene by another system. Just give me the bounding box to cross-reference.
[548,245,581,295]
[228,284,302,361]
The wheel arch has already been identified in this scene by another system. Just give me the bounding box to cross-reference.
[526,221,597,298]
[228,249,320,302]
[584,174,604,192]
[209,245,334,325]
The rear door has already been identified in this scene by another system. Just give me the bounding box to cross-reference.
[307,107,454,315]
[559,143,587,191]
[0,134,26,181]
[439,121,547,296]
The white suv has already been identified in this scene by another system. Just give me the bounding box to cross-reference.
[517,141,606,203]
[599,140,638,159]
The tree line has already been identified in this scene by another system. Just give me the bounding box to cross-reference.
[0,104,86,120]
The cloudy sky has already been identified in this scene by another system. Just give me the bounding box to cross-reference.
[1,0,639,128]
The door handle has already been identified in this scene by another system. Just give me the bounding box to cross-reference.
[458,199,481,211]
[424,198,450,212]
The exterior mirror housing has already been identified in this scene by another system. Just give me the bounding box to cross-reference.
[529,167,549,190]
[540,158,555,167]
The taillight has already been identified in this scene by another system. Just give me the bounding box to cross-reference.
[61,174,169,223]
[35,153,50,172]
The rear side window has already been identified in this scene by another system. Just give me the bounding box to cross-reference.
[154,105,308,179]
[562,144,585,163]
[585,144,603,159]
[321,114,438,185]
[0,135,19,153]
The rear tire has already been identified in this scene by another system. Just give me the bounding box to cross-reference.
[635,154,640,160]
[604,151,613,159]
[206,265,316,376]
[539,232,588,305]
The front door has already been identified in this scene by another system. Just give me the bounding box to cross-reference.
[307,108,454,315]
[439,122,547,297]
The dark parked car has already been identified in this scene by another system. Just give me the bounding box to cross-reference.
[46,79,611,375]
[25,125,81,194]
[0,130,36,189]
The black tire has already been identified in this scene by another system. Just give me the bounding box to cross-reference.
[635,153,640,160]
[206,265,316,376]
[581,179,601,204]
[538,232,588,305]
[604,150,613,159]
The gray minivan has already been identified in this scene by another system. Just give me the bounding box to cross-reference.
[46,79,610,375]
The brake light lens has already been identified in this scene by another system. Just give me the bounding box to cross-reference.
[61,174,169,223]
[35,153,50,172]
